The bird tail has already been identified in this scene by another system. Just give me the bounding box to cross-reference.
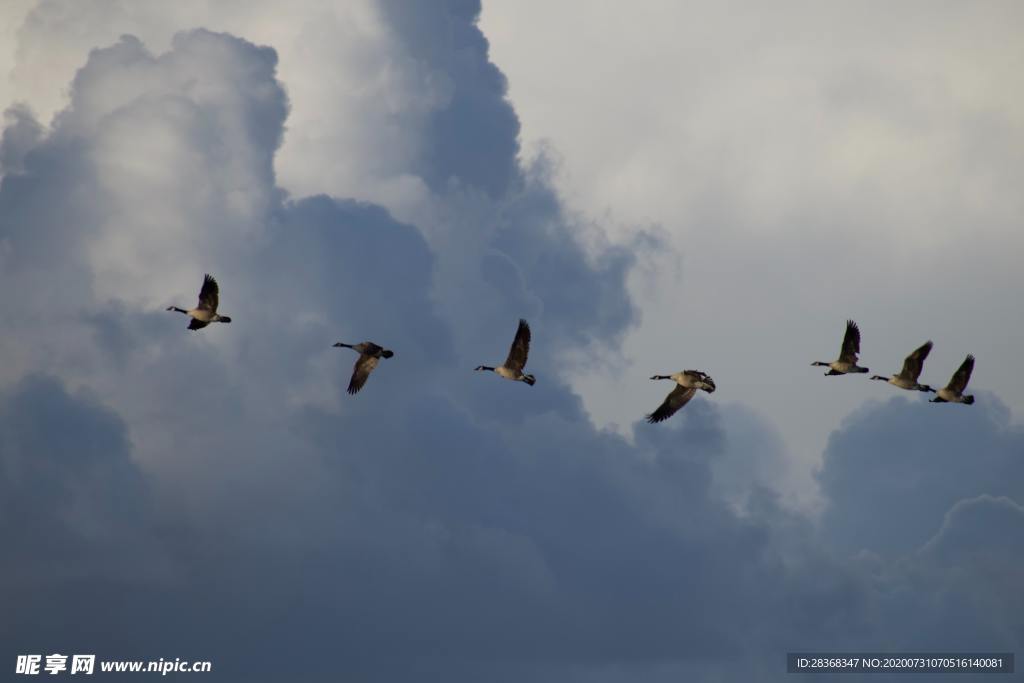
[523,374,536,386]
[218,316,232,323]
[382,350,394,359]
[963,395,975,405]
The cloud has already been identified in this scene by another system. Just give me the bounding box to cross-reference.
[818,393,1024,558]
[0,374,173,661]
[376,0,522,198]
[480,0,1024,484]
[815,397,1024,656]
[923,494,1024,562]
[0,374,148,574]
[0,103,42,176]
[0,3,1021,681]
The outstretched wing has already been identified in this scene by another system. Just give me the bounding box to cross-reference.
[645,385,697,424]
[838,319,861,364]
[187,318,209,331]
[503,319,531,373]
[348,354,380,395]
[197,274,220,313]
[361,342,384,357]
[899,340,932,381]
[947,354,974,393]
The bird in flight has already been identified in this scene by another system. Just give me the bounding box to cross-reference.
[475,319,536,385]
[812,320,868,375]
[166,274,232,330]
[931,354,976,405]
[870,340,935,392]
[645,370,716,424]
[333,341,394,395]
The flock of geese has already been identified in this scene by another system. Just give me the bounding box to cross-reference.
[812,319,976,405]
[167,276,978,425]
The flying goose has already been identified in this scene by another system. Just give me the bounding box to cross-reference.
[930,354,975,405]
[333,341,394,395]
[645,370,716,424]
[475,319,536,385]
[812,319,869,375]
[870,340,935,392]
[166,274,232,330]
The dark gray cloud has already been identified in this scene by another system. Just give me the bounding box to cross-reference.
[0,374,169,666]
[0,103,43,176]
[0,4,1020,681]
[367,0,639,357]
[818,393,1024,558]
[377,0,521,199]
[0,374,148,575]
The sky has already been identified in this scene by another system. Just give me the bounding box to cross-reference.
[481,1,1024,496]
[1,1,1022,681]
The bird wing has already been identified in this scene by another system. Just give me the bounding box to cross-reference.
[187,317,209,331]
[347,354,380,395]
[683,370,716,393]
[947,354,975,394]
[899,340,932,381]
[645,385,697,424]
[361,342,384,357]
[197,274,219,313]
[503,319,531,373]
[698,371,716,392]
[838,319,861,364]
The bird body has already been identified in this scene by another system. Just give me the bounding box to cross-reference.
[931,354,975,404]
[812,320,868,375]
[870,340,935,392]
[167,274,232,330]
[646,370,716,423]
[475,319,536,386]
[494,366,522,381]
[883,376,922,390]
[333,341,394,395]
